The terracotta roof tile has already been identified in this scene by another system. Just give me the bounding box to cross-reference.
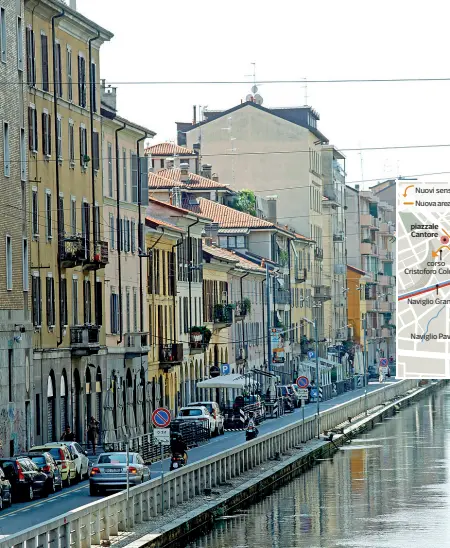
[145,143,196,156]
[188,198,275,229]
[203,244,266,273]
[148,197,212,221]
[145,216,185,233]
[158,168,230,190]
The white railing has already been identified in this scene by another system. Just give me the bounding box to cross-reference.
[3,380,418,548]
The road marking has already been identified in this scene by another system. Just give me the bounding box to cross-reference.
[0,484,88,519]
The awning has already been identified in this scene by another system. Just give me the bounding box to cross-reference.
[197,374,257,389]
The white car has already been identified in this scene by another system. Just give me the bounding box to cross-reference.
[188,401,225,435]
[176,406,216,437]
[57,442,90,481]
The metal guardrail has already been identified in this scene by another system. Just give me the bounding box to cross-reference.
[2,380,419,548]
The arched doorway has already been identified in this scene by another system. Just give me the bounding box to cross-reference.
[47,371,56,442]
[60,370,68,432]
[214,345,219,367]
[140,367,146,432]
[85,366,92,435]
[73,369,82,441]
[95,367,102,443]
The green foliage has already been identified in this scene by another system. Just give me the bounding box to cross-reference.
[232,190,257,216]
[243,297,252,314]
[278,249,288,266]
[190,326,212,345]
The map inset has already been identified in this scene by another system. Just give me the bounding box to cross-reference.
[397,182,450,378]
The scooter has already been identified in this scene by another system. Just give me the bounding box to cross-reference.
[246,426,258,441]
[170,453,186,471]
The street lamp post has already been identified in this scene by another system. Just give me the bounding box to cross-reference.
[303,316,320,438]
[362,313,368,415]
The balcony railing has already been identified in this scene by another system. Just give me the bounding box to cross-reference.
[234,301,249,321]
[333,232,345,242]
[381,328,391,338]
[314,247,324,260]
[274,289,290,305]
[360,242,378,255]
[70,325,100,356]
[378,274,394,286]
[124,332,149,358]
[159,343,183,370]
[379,301,390,312]
[60,236,86,268]
[83,240,109,271]
[213,304,233,327]
[189,331,207,354]
[313,285,332,301]
[360,214,379,229]
[295,268,307,283]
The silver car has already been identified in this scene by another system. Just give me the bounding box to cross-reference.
[89,452,150,496]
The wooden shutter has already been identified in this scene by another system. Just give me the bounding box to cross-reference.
[41,34,48,90]
[47,113,51,155]
[93,131,99,170]
[33,109,38,151]
[28,107,33,150]
[42,112,46,154]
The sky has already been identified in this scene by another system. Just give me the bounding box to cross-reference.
[76,0,450,189]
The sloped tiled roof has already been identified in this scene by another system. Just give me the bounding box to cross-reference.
[347,264,366,276]
[148,197,212,221]
[188,198,276,229]
[145,142,196,156]
[158,168,231,190]
[145,216,185,233]
[203,244,266,274]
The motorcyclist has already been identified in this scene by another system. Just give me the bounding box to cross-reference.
[170,432,188,464]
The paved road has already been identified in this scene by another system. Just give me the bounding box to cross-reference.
[0,379,398,537]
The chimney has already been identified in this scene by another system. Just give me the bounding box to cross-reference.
[193,106,197,125]
[205,222,220,245]
[355,184,360,191]
[100,79,117,113]
[266,197,277,224]
[180,162,189,184]
[212,173,219,182]
[201,164,212,179]
[171,187,182,208]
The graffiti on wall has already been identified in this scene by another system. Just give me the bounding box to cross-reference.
[0,405,26,457]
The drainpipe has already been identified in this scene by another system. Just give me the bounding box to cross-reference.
[171,237,184,343]
[136,134,148,333]
[88,30,100,328]
[240,272,249,369]
[115,123,126,343]
[52,8,64,346]
[261,278,266,365]
[187,219,200,334]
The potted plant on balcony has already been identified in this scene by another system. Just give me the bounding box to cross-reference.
[362,238,371,244]
[190,326,212,348]
[243,297,252,315]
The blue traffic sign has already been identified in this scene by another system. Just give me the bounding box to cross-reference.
[307,350,315,359]
[380,358,388,367]
[152,407,171,428]
[296,376,309,389]
[221,363,230,375]
[310,388,318,401]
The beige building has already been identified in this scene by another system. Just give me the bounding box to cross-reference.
[26,0,113,445]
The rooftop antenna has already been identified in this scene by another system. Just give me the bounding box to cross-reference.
[245,62,263,105]
[302,77,308,105]
[359,141,365,189]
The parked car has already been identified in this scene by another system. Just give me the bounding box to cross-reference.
[30,444,77,486]
[188,401,225,435]
[17,451,63,494]
[51,442,89,482]
[176,406,216,437]
[89,452,150,496]
[0,457,48,501]
[0,468,12,509]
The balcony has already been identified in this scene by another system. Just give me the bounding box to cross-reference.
[378,274,394,286]
[360,214,379,229]
[124,332,149,358]
[313,285,332,301]
[159,343,183,371]
[83,241,109,271]
[389,302,396,312]
[314,247,324,260]
[234,301,249,321]
[60,236,86,268]
[360,242,378,255]
[383,251,394,261]
[189,330,208,355]
[70,325,100,356]
[274,289,290,306]
[379,301,390,312]
[381,328,391,338]
[236,346,247,365]
[213,304,233,328]
[360,191,379,203]
[365,300,379,312]
[333,232,345,242]
[295,268,307,283]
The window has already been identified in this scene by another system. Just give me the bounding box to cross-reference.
[20,128,26,181]
[26,27,36,85]
[90,62,97,112]
[107,142,113,196]
[61,278,67,326]
[110,292,119,334]
[3,122,9,177]
[28,106,38,152]
[72,277,78,325]
[32,274,42,326]
[131,153,138,203]
[95,279,102,326]
[66,46,72,101]
[131,219,136,253]
[94,205,100,244]
[118,218,123,251]
[79,126,87,168]
[54,42,62,96]
[82,202,90,254]
[126,288,130,333]
[40,33,49,91]
[22,239,28,292]
[124,219,130,252]
[6,235,12,290]
[32,188,39,237]
[8,349,12,402]
[122,148,127,201]
[42,112,51,156]
[68,120,74,165]
[45,191,52,240]
[133,289,138,332]
[0,8,6,63]
[56,116,62,160]
[78,54,86,108]
[109,214,115,249]
[236,236,245,248]
[93,130,99,171]
[58,195,64,250]
[17,17,23,71]
[70,197,76,235]
[46,275,55,327]
[139,156,148,204]
[160,159,164,169]
[83,278,91,324]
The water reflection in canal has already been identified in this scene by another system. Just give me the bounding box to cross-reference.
[187,387,450,548]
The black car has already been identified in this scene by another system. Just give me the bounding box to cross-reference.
[0,457,48,501]
[18,452,63,494]
[0,469,12,510]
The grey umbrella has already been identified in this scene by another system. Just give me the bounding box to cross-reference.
[102,389,116,448]
[135,385,145,436]
[115,386,127,442]
[126,386,137,439]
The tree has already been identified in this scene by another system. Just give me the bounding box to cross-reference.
[232,190,257,216]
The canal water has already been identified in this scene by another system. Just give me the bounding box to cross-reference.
[186,386,450,548]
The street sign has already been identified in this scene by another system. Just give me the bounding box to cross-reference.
[380,358,388,367]
[310,387,318,401]
[307,350,315,359]
[152,407,171,428]
[296,376,309,389]
[221,363,230,375]
[297,388,309,400]
[153,428,171,444]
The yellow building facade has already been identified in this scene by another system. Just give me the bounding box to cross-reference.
[26,0,112,444]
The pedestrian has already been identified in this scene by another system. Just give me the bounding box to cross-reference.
[61,425,76,441]
[88,416,100,455]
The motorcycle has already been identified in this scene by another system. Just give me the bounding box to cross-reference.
[170,453,186,471]
[246,426,258,441]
